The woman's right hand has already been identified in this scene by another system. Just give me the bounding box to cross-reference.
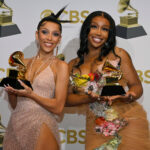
[4,84,17,109]
[4,80,32,98]
[4,84,17,97]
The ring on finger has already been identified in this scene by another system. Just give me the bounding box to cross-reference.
[97,97,101,101]
[130,95,133,100]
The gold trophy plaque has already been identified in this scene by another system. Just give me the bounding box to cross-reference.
[0,114,5,149]
[0,51,32,89]
[101,60,126,96]
[116,0,147,39]
[0,0,21,37]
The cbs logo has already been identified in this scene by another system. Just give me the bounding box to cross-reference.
[40,9,90,23]
[137,70,150,84]
[59,129,85,144]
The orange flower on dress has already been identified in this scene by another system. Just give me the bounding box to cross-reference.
[88,73,95,81]
[95,117,106,126]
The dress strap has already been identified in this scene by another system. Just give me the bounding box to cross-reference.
[27,55,56,82]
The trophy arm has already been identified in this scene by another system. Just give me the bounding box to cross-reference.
[17,65,27,80]
[111,71,123,80]
[118,0,138,17]
[128,4,138,17]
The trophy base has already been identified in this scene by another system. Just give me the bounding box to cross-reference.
[0,24,21,38]
[0,77,33,90]
[116,25,147,39]
[101,85,126,96]
[0,136,3,150]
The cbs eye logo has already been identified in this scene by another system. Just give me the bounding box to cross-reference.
[40,9,90,23]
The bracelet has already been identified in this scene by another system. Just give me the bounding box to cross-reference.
[128,95,134,103]
[97,97,101,101]
[129,95,133,100]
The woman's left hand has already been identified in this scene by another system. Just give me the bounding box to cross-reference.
[4,79,32,98]
[106,91,136,105]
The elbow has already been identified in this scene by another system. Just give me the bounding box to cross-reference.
[52,105,64,115]
[54,109,63,115]
[139,85,143,98]
[135,84,143,100]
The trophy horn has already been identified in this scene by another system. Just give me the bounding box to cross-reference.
[0,0,13,15]
[102,60,118,72]
[9,51,26,68]
[118,0,138,15]
[102,60,123,80]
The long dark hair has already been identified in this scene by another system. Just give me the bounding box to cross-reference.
[76,11,120,67]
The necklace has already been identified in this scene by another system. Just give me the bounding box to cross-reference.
[28,54,55,82]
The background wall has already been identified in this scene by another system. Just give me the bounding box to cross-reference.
[0,0,150,149]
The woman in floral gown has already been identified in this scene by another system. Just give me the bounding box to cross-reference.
[67,11,150,150]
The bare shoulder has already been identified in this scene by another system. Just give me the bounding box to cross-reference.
[68,57,78,64]
[115,47,132,61]
[68,57,79,72]
[55,58,68,71]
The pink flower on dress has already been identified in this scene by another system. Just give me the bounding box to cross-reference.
[95,118,128,136]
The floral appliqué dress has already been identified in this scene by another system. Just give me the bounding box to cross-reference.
[70,59,150,150]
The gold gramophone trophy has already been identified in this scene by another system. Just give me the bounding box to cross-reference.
[0,114,6,149]
[116,0,147,39]
[0,51,32,89]
[0,0,21,37]
[100,60,126,96]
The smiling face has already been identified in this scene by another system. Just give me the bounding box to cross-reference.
[36,21,61,55]
[88,16,110,50]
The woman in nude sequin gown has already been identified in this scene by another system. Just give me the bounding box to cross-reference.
[66,11,150,150]
[3,12,69,150]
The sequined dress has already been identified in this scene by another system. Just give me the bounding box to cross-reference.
[3,60,60,150]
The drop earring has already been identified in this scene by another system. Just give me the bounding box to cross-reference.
[56,45,59,56]
[56,45,65,61]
